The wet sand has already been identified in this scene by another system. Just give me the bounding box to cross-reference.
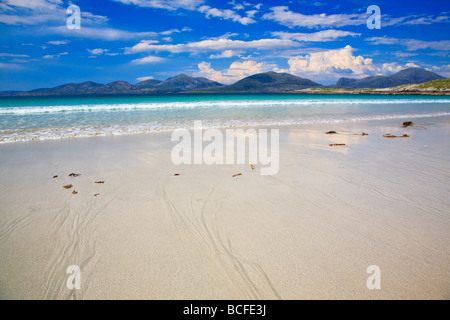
[0,117,449,299]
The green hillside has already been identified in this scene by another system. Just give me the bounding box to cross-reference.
[416,79,450,89]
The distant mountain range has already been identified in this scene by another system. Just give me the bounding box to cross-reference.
[335,68,444,89]
[0,68,445,96]
[216,71,321,92]
[7,74,223,96]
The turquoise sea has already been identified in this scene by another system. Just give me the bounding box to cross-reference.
[0,94,449,143]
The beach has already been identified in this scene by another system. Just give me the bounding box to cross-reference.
[2,0,450,303]
[0,116,449,300]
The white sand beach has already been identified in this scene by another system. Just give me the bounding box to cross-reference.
[0,117,449,300]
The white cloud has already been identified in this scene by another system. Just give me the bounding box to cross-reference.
[226,60,272,80]
[379,62,404,74]
[0,53,29,58]
[112,0,261,27]
[43,51,68,59]
[246,10,257,18]
[0,61,22,69]
[9,58,39,64]
[383,12,450,27]
[428,64,450,78]
[195,62,225,82]
[264,6,450,29]
[391,51,419,58]
[366,37,450,51]
[88,48,108,55]
[160,28,181,35]
[48,25,188,41]
[205,32,238,40]
[229,1,244,11]
[283,46,421,83]
[131,55,165,64]
[194,60,273,84]
[47,40,69,45]
[1,1,193,43]
[49,26,159,41]
[263,6,366,29]
[125,38,299,54]
[111,0,204,10]
[198,5,256,25]
[0,11,62,25]
[272,30,360,42]
[286,46,375,77]
[405,62,420,68]
[81,11,109,24]
[209,49,240,59]
[0,0,107,26]
[227,1,260,11]
[2,0,63,11]
[366,37,400,45]
[112,0,258,25]
[86,48,118,57]
[136,76,155,81]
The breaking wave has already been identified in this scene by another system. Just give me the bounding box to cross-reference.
[1,112,449,144]
[1,98,450,115]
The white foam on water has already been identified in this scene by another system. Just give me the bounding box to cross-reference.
[1,98,450,115]
[1,111,449,144]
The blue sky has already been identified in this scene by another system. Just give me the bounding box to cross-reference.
[0,0,449,90]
